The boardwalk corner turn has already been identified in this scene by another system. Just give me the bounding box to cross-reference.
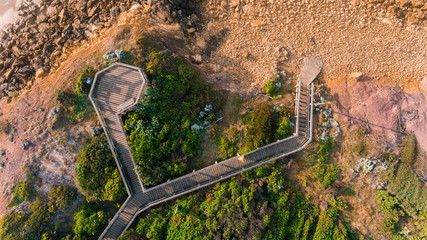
[92,57,323,240]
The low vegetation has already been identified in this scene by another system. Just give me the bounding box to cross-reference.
[240,104,292,154]
[53,65,100,125]
[120,165,356,240]
[310,140,340,188]
[0,184,77,240]
[376,134,427,238]
[76,134,126,202]
[262,77,282,97]
[8,180,36,207]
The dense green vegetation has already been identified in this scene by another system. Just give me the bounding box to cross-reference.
[262,77,281,97]
[0,185,77,240]
[310,140,340,188]
[124,52,222,186]
[374,134,427,238]
[240,104,293,154]
[75,134,126,202]
[73,203,109,239]
[120,165,356,240]
[8,180,36,207]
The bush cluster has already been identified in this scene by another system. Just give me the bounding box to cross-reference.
[311,140,340,188]
[124,54,221,186]
[121,165,356,240]
[75,134,126,202]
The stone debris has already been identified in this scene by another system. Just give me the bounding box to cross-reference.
[354,157,388,174]
[21,140,30,150]
[316,96,341,140]
[349,72,364,81]
[103,50,126,61]
[319,131,330,141]
[0,0,199,99]
[91,126,103,136]
[48,107,61,120]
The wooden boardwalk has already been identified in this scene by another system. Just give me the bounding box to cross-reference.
[90,58,322,240]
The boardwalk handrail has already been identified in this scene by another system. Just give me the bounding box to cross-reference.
[114,112,146,192]
[88,97,133,196]
[295,80,302,134]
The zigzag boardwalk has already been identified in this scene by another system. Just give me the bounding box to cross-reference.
[91,58,322,240]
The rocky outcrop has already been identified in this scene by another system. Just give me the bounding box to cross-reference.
[0,0,201,99]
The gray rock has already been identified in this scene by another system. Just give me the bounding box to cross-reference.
[21,140,30,149]
[110,6,120,18]
[91,127,103,136]
[319,131,329,141]
[354,157,387,174]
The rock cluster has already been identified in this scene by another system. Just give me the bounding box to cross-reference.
[0,0,199,99]
[0,0,134,98]
[315,97,341,141]
[0,149,6,170]
[353,157,388,174]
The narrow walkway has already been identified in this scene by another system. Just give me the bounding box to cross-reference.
[90,58,322,240]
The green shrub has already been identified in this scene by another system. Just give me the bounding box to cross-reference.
[310,140,339,188]
[242,104,275,153]
[48,185,77,209]
[73,203,109,239]
[376,190,402,222]
[381,135,427,218]
[136,209,170,240]
[55,90,74,106]
[400,134,417,166]
[330,196,348,211]
[262,79,281,96]
[312,162,340,188]
[9,180,35,206]
[75,134,125,201]
[100,169,127,202]
[0,212,26,240]
[145,51,166,76]
[218,128,240,160]
[385,163,426,217]
[275,111,292,139]
[24,199,53,240]
[382,217,398,233]
[75,66,95,96]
